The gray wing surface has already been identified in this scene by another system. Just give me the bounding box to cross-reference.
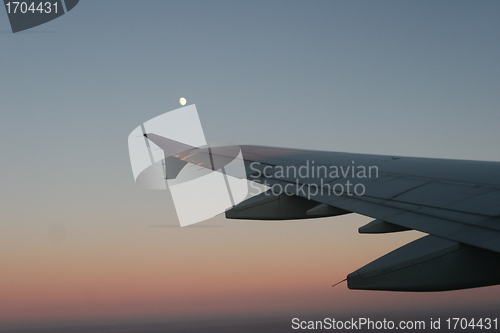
[226,146,500,291]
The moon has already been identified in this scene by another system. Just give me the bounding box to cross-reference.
[179,97,187,106]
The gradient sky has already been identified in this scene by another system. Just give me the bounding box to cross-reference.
[1,0,500,330]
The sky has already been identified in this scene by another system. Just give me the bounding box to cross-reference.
[1,0,500,331]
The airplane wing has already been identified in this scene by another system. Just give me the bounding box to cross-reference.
[144,135,500,292]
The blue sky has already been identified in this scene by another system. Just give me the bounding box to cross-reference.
[1,0,499,329]
[2,1,499,159]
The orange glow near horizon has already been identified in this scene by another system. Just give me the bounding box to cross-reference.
[1,214,499,326]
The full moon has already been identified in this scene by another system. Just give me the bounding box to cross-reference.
[179,97,187,106]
